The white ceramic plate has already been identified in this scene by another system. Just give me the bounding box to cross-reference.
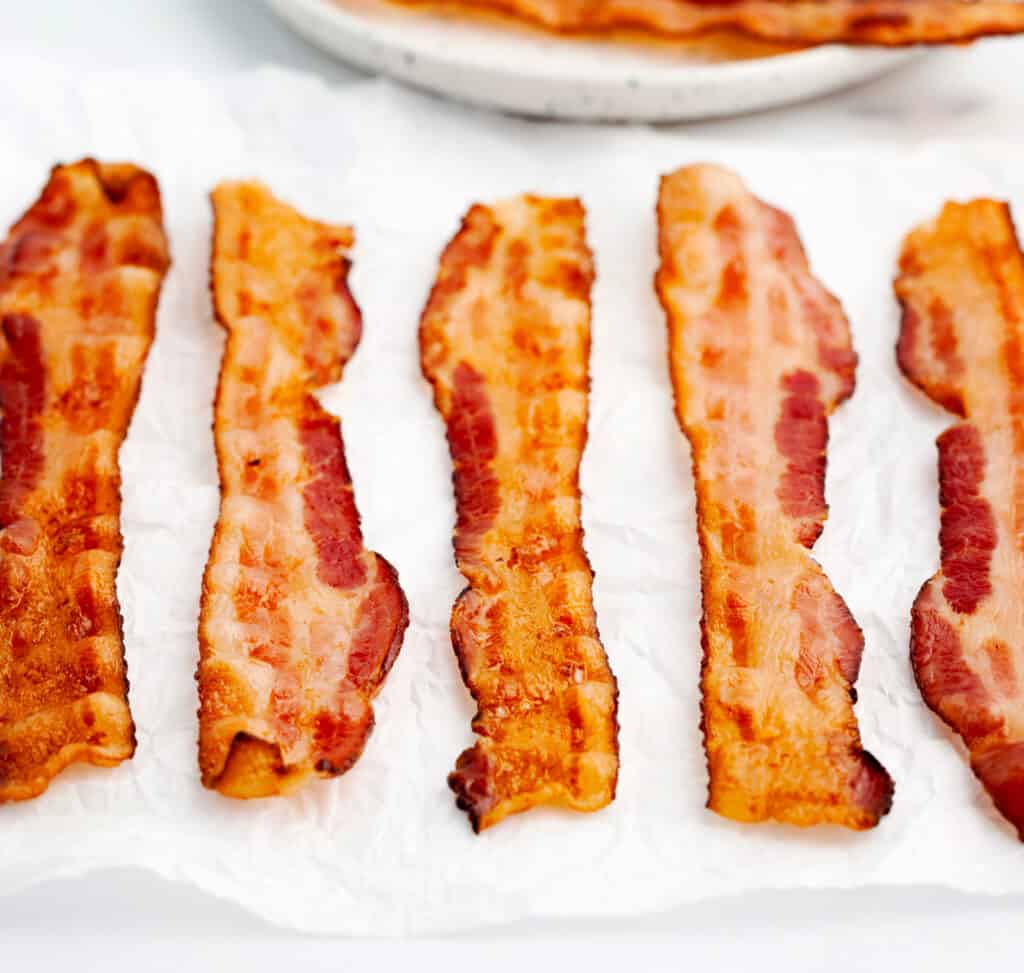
[266,0,922,122]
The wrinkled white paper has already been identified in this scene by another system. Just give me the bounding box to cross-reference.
[0,59,1022,936]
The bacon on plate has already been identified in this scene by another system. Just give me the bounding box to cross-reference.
[897,200,1024,838]
[420,195,619,831]
[0,159,169,801]
[199,183,408,798]
[656,164,893,829]
[392,0,1024,45]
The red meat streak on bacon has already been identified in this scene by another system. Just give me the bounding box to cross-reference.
[449,361,501,564]
[392,0,1024,45]
[420,196,619,831]
[0,316,46,523]
[198,182,407,798]
[776,370,829,545]
[0,159,169,802]
[897,199,1024,839]
[656,164,892,829]
[300,412,368,591]
[937,425,997,615]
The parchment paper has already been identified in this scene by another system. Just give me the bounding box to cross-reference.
[0,59,1021,936]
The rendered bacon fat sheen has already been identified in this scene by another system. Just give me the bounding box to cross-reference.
[199,183,408,798]
[0,159,169,801]
[420,196,619,831]
[393,0,1024,45]
[896,199,1024,838]
[656,164,893,829]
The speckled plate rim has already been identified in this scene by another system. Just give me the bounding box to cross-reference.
[266,0,924,121]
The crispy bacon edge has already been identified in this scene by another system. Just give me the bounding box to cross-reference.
[896,199,1024,839]
[0,159,170,802]
[198,183,409,799]
[392,0,1024,45]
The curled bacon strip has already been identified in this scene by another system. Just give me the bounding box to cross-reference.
[897,200,1024,838]
[0,160,169,801]
[393,0,1024,45]
[657,165,893,829]
[199,183,408,798]
[420,196,619,831]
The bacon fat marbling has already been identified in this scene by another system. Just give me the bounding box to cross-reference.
[199,183,407,798]
[420,196,619,831]
[0,159,169,801]
[897,199,1024,838]
[657,164,893,829]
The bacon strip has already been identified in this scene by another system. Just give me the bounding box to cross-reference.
[656,165,893,829]
[897,200,1024,839]
[393,0,1024,45]
[420,196,619,831]
[199,183,408,798]
[0,160,169,801]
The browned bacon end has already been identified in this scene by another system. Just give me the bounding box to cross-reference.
[897,199,1024,839]
[0,159,169,801]
[199,183,408,799]
[392,0,1024,45]
[657,164,892,830]
[420,196,619,832]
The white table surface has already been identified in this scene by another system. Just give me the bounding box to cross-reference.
[2,1,1023,967]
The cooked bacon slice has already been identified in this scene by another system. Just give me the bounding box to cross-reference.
[393,0,1024,44]
[420,196,619,831]
[896,200,1024,838]
[656,165,893,829]
[199,183,408,798]
[0,159,169,802]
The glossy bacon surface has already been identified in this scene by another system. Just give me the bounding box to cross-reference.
[897,200,1024,838]
[199,183,408,798]
[393,0,1024,45]
[657,164,893,829]
[420,196,619,831]
[0,159,169,802]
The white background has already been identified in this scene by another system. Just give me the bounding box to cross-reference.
[2,1,1024,968]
